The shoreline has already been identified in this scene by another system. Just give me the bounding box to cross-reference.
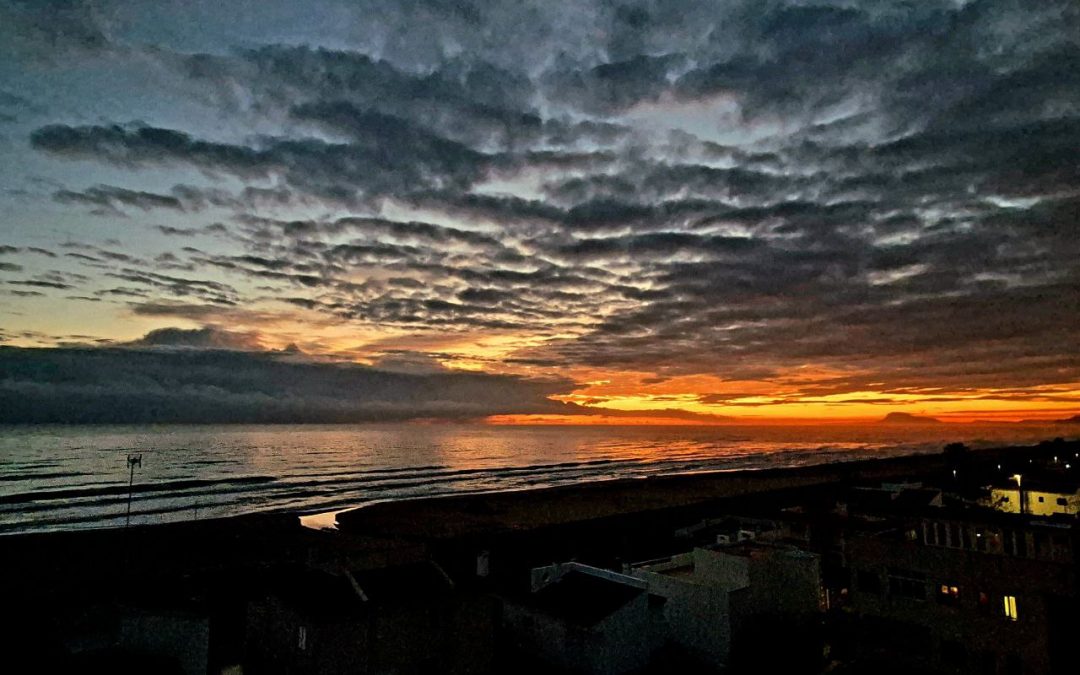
[0,440,959,545]
[332,444,954,539]
[4,436,1070,541]
[3,442,947,538]
[3,437,1076,651]
[0,443,953,596]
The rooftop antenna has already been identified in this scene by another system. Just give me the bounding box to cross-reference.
[126,453,142,528]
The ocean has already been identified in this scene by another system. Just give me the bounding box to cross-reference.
[1,423,1075,535]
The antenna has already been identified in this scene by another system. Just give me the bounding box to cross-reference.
[126,453,142,528]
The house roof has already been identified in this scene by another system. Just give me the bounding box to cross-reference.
[527,571,643,627]
[350,561,453,603]
[989,478,1080,494]
[844,486,942,514]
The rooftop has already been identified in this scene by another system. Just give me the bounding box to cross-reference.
[527,571,644,627]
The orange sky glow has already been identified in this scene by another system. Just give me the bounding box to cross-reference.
[2,0,1078,429]
[484,367,1080,425]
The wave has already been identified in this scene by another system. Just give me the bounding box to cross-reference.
[0,475,277,505]
[5,421,1056,535]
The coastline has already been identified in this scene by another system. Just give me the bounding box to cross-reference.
[4,437,1078,674]
[1,438,1052,547]
[0,439,1002,587]
[5,421,1076,537]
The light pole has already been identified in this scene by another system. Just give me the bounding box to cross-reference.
[126,453,142,528]
[1011,474,1023,515]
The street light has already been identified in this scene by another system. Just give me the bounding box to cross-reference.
[1012,474,1023,514]
[126,453,142,528]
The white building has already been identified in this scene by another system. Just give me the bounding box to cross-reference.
[988,485,1080,517]
[629,541,823,668]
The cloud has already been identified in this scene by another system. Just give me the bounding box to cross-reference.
[53,184,184,215]
[0,0,119,62]
[125,326,264,351]
[0,341,573,423]
[368,350,452,375]
[30,118,492,203]
[7,0,1080,417]
[8,279,73,290]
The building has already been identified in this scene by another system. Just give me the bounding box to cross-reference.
[501,562,653,675]
[244,561,495,674]
[845,507,1078,674]
[55,603,213,675]
[629,540,823,670]
[987,480,1080,517]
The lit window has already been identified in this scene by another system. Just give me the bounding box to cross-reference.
[1003,595,1018,621]
[938,584,960,606]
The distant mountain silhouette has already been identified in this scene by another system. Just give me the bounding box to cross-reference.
[880,412,943,424]
[1017,414,1080,424]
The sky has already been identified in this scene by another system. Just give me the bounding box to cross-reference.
[0,0,1078,424]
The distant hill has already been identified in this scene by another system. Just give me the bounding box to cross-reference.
[1018,414,1080,424]
[880,412,943,424]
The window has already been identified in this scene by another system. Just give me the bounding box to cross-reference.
[937,584,961,606]
[977,591,990,613]
[1037,496,1045,503]
[1003,595,1018,621]
[1056,497,1067,506]
[298,625,307,650]
[1014,531,1027,558]
[893,578,926,600]
[888,569,927,601]
[1034,532,1049,559]
[1050,535,1068,561]
[1005,530,1027,558]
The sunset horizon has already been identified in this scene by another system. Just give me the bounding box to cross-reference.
[3,0,1079,429]
[3,4,1080,672]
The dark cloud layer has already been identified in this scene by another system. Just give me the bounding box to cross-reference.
[4,0,1080,418]
[53,184,184,216]
[0,341,572,423]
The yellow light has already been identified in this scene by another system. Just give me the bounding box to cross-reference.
[1003,595,1018,621]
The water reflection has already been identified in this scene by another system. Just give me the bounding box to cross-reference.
[0,423,1073,534]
